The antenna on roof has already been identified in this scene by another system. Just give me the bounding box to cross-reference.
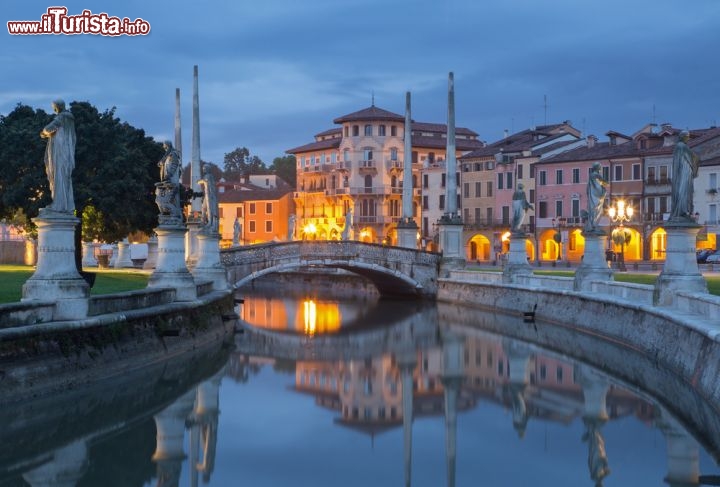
[543,94,549,125]
[371,90,375,107]
[652,104,656,124]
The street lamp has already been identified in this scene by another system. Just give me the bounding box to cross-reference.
[608,200,633,271]
[551,218,562,261]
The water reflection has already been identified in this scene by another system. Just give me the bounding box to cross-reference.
[1,298,717,487]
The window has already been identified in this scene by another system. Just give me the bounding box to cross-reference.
[556,169,563,185]
[517,164,523,179]
[390,148,398,161]
[343,149,350,162]
[647,166,656,183]
[614,165,623,181]
[602,166,610,182]
[391,125,397,137]
[486,207,493,222]
[711,204,718,224]
[486,181,493,197]
[572,198,580,217]
[439,195,445,210]
[475,182,482,197]
[633,163,641,180]
[422,195,429,210]
[659,165,668,182]
[529,189,535,203]
[441,173,446,188]
[556,367,564,383]
[506,172,513,189]
[236,207,243,218]
[364,124,372,136]
[555,200,563,217]
[344,126,348,137]
[647,197,656,214]
[539,170,547,186]
[331,152,336,164]
[540,364,547,380]
[538,201,547,218]
[475,207,481,224]
[352,125,359,136]
[474,162,482,171]
[502,206,510,225]
[249,220,256,232]
[710,172,717,190]
[659,196,668,213]
[412,151,418,164]
[378,125,386,136]
[572,168,580,184]
[497,173,504,190]
[265,221,272,232]
[463,182,470,198]
[249,203,256,214]
[423,174,429,188]
[363,149,373,161]
[529,164,535,178]
[423,216,429,235]
[486,161,494,170]
[266,202,272,214]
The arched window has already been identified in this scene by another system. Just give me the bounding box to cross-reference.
[364,124,372,136]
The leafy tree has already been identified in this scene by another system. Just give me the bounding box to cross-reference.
[223,146,266,178]
[0,104,53,230]
[0,102,164,244]
[269,155,296,188]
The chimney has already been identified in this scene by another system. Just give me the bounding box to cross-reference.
[587,135,597,148]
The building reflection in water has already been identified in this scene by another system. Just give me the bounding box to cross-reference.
[240,295,342,335]
[235,302,699,487]
[6,299,713,487]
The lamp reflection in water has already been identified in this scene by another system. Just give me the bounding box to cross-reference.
[608,199,633,272]
[301,299,341,335]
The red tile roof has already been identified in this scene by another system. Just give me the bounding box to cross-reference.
[286,137,342,154]
[333,106,405,124]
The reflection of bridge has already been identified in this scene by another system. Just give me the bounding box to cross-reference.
[221,241,441,298]
[235,303,440,361]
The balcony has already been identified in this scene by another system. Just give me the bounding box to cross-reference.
[386,159,403,171]
[337,161,352,171]
[645,177,671,186]
[358,160,378,174]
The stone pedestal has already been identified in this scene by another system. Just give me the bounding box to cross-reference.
[185,219,202,268]
[148,225,197,301]
[108,243,118,267]
[143,235,158,270]
[438,216,465,275]
[114,238,133,268]
[191,232,228,291]
[81,241,97,268]
[502,232,532,283]
[574,232,613,291]
[397,219,418,249]
[22,213,89,320]
[654,223,707,306]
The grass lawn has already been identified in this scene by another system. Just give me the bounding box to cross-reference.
[0,265,149,304]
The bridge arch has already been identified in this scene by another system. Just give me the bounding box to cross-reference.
[222,241,441,299]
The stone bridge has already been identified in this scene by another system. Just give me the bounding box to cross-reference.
[220,241,441,298]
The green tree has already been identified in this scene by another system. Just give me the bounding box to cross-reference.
[223,146,266,178]
[268,155,296,188]
[0,102,164,243]
[0,104,53,230]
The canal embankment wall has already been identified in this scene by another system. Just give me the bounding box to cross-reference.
[0,286,236,402]
[437,270,720,452]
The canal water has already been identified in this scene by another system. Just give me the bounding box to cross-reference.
[1,291,718,487]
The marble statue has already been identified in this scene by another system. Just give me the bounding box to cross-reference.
[511,183,533,233]
[155,141,183,224]
[159,140,181,185]
[670,130,699,221]
[584,162,609,233]
[288,214,296,241]
[341,209,353,240]
[233,217,241,245]
[198,164,219,234]
[40,99,76,213]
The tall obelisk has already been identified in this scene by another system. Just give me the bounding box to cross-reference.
[437,72,465,272]
[186,65,202,265]
[397,91,419,249]
[175,88,182,161]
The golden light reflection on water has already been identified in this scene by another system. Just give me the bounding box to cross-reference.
[240,296,341,335]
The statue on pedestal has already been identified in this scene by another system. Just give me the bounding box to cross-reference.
[233,217,241,245]
[288,214,296,241]
[511,183,533,234]
[155,141,183,225]
[40,99,76,214]
[670,131,699,222]
[198,164,219,234]
[584,162,609,233]
[341,209,353,240]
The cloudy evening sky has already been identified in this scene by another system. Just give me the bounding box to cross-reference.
[2,0,719,167]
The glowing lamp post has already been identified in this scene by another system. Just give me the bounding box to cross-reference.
[608,200,633,271]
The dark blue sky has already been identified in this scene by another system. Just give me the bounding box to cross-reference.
[2,0,719,166]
